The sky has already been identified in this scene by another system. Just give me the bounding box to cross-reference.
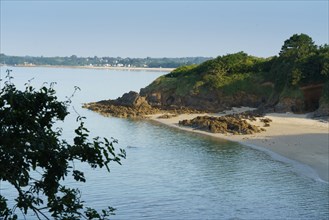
[0,0,328,58]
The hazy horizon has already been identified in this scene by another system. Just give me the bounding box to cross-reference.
[1,53,214,59]
[1,1,328,58]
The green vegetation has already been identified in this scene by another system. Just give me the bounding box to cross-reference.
[270,34,328,90]
[0,72,126,219]
[0,54,211,68]
[142,34,328,112]
[144,51,273,97]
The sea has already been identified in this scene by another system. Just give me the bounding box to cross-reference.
[0,66,328,219]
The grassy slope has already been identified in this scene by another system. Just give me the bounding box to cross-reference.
[143,52,274,99]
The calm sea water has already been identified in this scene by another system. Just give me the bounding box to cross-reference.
[1,67,328,219]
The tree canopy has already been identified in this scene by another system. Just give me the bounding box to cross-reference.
[271,34,328,89]
[279,33,317,60]
[0,71,126,219]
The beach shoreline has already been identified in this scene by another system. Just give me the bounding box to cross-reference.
[0,64,175,72]
[149,108,329,183]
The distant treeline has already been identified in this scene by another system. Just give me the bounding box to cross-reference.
[0,54,212,68]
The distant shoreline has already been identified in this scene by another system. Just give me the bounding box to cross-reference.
[0,64,175,72]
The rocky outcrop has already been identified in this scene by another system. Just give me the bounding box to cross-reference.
[140,89,265,113]
[308,84,329,117]
[114,91,149,107]
[271,84,326,114]
[83,91,160,118]
[274,97,305,113]
[179,114,267,135]
[83,101,160,118]
[83,91,204,119]
[145,92,162,107]
[313,102,329,117]
[301,84,324,112]
[85,85,327,119]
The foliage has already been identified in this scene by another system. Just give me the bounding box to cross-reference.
[142,76,177,93]
[279,86,304,100]
[143,51,270,97]
[279,33,317,59]
[165,64,197,78]
[0,71,126,219]
[219,73,274,97]
[264,35,329,102]
[194,52,266,76]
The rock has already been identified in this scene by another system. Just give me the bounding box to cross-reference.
[179,115,264,135]
[146,93,162,106]
[301,84,324,112]
[82,91,161,118]
[259,117,272,127]
[157,114,178,119]
[142,82,266,113]
[115,91,150,108]
[263,123,270,127]
[83,94,203,119]
[260,117,272,123]
[274,97,304,113]
[313,101,329,117]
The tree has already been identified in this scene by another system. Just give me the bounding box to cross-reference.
[279,33,317,60]
[0,71,126,219]
[273,34,318,88]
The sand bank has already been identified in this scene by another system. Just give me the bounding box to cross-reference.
[149,108,329,182]
[5,64,174,72]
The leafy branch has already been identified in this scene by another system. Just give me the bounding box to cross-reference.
[0,72,126,219]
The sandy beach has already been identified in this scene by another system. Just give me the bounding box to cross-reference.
[149,108,329,182]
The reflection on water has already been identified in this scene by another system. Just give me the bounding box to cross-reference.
[1,67,328,219]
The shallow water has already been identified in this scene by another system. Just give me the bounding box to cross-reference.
[1,67,328,219]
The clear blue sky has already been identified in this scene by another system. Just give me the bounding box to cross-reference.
[0,0,328,58]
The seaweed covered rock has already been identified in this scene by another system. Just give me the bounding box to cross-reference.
[83,91,159,118]
[179,115,264,135]
[83,91,204,119]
